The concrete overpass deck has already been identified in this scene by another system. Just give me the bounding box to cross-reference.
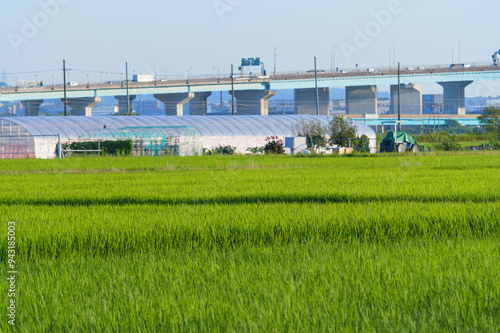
[1,65,499,102]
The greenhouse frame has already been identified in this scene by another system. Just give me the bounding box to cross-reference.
[0,115,377,159]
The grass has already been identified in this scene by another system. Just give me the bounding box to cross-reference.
[423,141,492,150]
[3,240,500,332]
[0,202,499,261]
[0,154,499,332]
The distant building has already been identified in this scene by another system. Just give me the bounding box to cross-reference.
[422,94,443,115]
[465,96,500,114]
[134,99,163,115]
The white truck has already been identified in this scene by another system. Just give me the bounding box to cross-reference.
[132,75,155,83]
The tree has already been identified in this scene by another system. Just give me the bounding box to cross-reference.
[292,118,327,148]
[478,106,500,139]
[328,116,357,146]
[443,119,462,132]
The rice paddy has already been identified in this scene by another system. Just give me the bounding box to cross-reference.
[1,153,499,332]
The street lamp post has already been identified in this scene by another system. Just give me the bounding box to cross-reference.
[274,47,277,76]
[333,44,336,71]
[459,40,461,64]
[393,42,396,68]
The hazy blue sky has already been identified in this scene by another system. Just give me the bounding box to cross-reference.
[1,0,499,89]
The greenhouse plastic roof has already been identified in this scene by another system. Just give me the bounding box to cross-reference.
[0,115,376,140]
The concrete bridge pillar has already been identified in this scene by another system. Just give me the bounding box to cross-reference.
[294,88,330,115]
[390,84,422,115]
[154,93,195,116]
[437,81,473,115]
[65,97,101,116]
[189,92,212,116]
[346,85,377,115]
[21,100,44,116]
[115,95,136,114]
[230,90,275,115]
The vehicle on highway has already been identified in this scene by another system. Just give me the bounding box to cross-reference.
[133,74,155,83]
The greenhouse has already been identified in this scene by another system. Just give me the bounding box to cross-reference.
[0,115,377,159]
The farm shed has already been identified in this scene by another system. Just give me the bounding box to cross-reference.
[0,115,376,159]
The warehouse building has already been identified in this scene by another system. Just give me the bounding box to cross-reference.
[0,115,376,159]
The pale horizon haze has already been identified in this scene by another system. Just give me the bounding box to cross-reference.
[1,0,499,95]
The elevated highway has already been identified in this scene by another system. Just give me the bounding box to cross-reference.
[1,63,499,117]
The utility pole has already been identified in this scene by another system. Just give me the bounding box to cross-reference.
[231,64,235,116]
[398,62,401,131]
[314,56,319,116]
[126,62,130,114]
[63,59,67,116]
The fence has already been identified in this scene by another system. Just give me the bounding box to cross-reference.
[80,126,202,157]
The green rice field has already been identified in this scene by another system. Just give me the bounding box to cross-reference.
[1,153,499,332]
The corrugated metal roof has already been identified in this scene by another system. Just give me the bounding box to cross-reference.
[0,115,376,140]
